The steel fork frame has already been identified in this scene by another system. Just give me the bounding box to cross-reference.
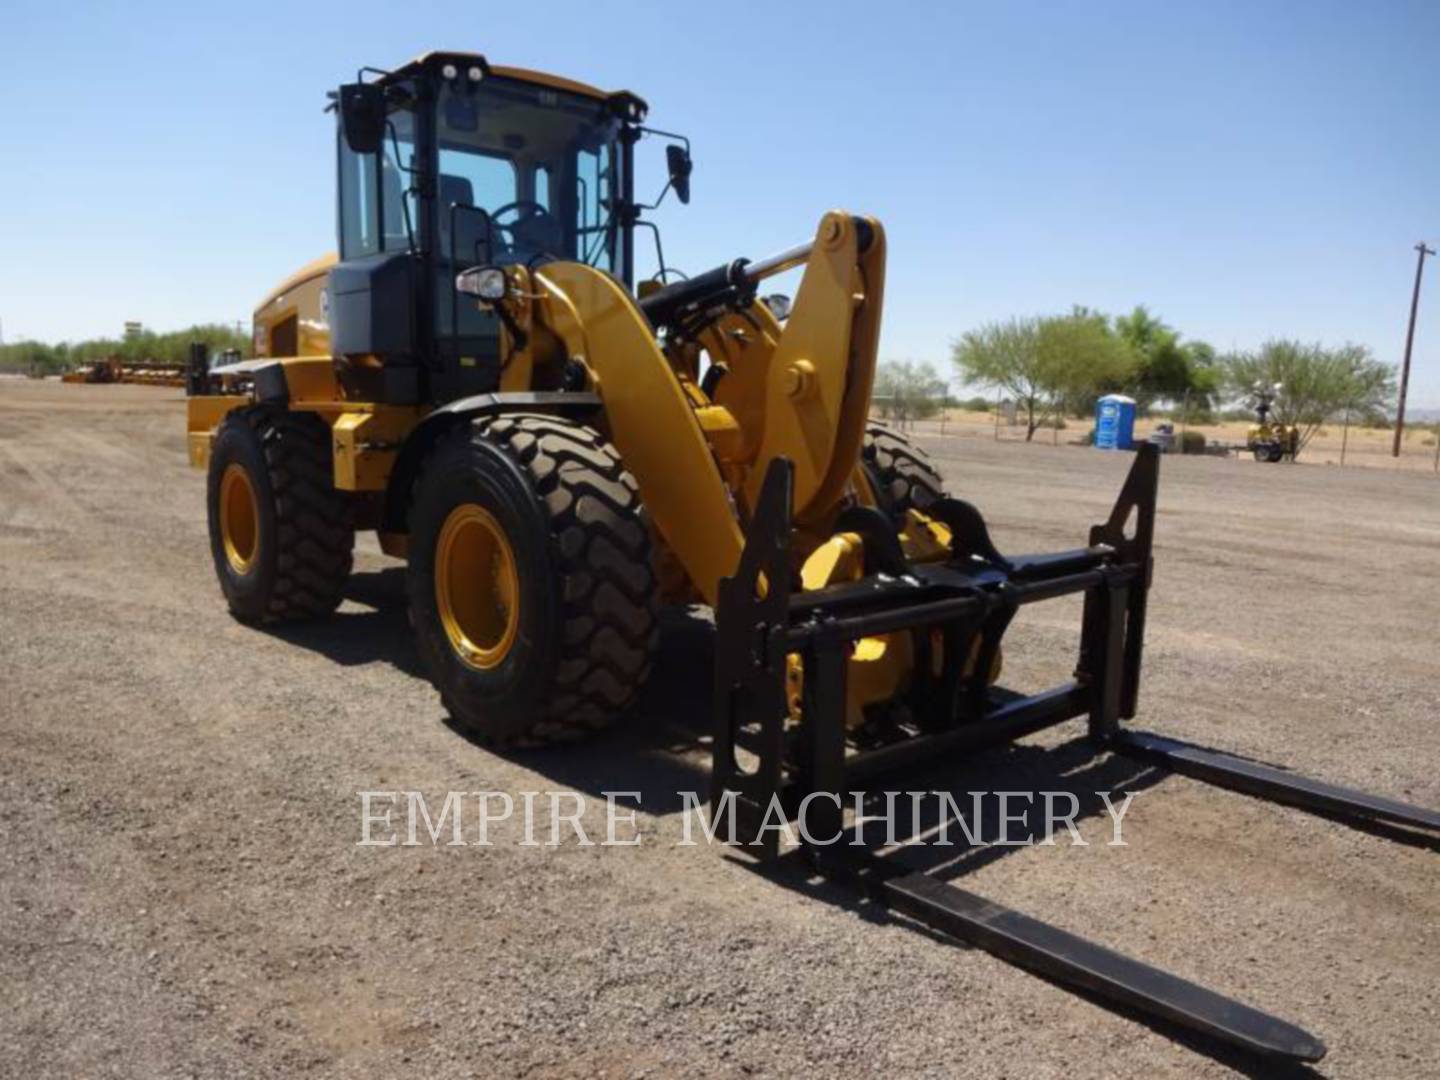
[713,446,1159,856]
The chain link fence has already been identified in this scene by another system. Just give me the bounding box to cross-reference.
[878,404,1440,473]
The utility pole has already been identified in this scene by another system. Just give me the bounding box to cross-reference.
[1392,241,1435,457]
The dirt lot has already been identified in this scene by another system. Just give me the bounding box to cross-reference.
[2,379,1436,1079]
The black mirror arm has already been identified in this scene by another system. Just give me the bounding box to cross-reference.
[634,180,674,213]
[635,126,690,156]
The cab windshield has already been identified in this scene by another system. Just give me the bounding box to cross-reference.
[436,77,625,277]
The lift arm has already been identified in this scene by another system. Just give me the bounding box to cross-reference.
[638,211,887,528]
[501,211,887,604]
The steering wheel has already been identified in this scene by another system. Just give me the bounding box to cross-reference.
[489,200,563,257]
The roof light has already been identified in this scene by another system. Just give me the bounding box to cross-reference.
[442,63,458,80]
[468,66,484,82]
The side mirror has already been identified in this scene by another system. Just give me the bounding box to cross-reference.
[339,83,386,154]
[666,143,692,205]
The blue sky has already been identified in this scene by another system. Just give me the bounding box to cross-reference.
[2,1,1437,403]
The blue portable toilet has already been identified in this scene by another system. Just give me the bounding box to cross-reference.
[1094,394,1136,450]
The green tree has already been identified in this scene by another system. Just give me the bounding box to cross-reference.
[1223,340,1394,458]
[952,318,1045,439]
[1114,305,1218,411]
[0,323,249,374]
[874,360,947,423]
[952,314,1136,440]
[0,340,63,375]
[1048,307,1138,416]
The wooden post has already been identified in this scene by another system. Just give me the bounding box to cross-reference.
[1393,242,1435,457]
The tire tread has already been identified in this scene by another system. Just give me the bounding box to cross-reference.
[862,422,946,516]
[237,407,353,621]
[418,413,658,744]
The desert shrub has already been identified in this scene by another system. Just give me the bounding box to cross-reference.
[1180,431,1206,454]
[959,395,992,412]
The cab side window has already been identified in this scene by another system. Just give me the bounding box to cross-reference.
[380,108,419,252]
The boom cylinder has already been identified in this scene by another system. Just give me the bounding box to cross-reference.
[742,241,811,282]
[637,215,879,330]
[636,246,800,329]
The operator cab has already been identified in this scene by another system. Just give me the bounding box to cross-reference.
[330,52,686,405]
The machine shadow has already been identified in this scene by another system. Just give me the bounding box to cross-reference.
[738,735,1172,902]
[449,606,721,815]
[262,566,426,679]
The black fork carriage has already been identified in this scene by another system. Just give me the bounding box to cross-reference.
[712,444,1438,1065]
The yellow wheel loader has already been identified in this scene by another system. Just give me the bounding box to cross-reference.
[1245,383,1299,462]
[186,51,1439,1066]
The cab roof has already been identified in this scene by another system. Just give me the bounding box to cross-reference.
[376,51,648,116]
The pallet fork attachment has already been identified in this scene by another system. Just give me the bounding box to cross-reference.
[713,445,1162,859]
[713,444,1439,1063]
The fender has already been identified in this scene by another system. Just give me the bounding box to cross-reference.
[381,391,602,533]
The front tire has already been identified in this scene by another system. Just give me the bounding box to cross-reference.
[406,414,658,745]
[206,408,354,623]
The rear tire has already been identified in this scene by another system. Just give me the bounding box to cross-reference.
[206,408,355,623]
[862,422,946,518]
[406,413,658,745]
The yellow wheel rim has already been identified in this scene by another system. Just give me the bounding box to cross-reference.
[219,463,260,575]
[435,503,520,670]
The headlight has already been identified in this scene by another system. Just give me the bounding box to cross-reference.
[762,293,792,321]
[456,266,508,303]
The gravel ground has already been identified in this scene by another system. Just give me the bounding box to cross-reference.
[1,380,1436,1079]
